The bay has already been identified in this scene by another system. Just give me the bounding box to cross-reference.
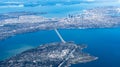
[0,28,120,67]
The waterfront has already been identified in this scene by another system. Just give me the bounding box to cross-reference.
[0,0,120,67]
[0,28,120,67]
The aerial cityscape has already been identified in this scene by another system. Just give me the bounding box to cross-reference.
[0,0,120,67]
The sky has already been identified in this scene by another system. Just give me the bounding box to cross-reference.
[0,0,119,2]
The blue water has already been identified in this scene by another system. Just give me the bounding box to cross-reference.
[0,0,120,18]
[0,28,120,67]
[0,0,120,67]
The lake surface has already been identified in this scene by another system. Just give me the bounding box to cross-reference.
[0,0,120,67]
[0,28,120,67]
[0,0,120,18]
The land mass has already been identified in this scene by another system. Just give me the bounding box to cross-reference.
[0,6,120,40]
[0,42,98,67]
